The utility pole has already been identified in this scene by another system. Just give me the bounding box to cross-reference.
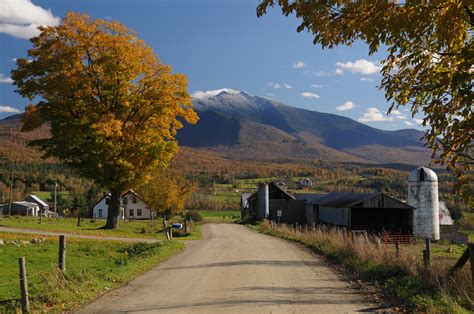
[8,162,14,215]
[54,180,58,215]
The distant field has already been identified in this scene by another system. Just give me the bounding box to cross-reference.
[0,216,201,240]
[0,232,183,312]
[31,190,71,201]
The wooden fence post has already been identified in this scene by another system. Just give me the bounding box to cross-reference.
[395,240,400,258]
[184,219,189,233]
[18,257,29,313]
[423,238,430,267]
[58,235,66,272]
[469,243,474,282]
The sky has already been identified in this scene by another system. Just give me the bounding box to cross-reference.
[0,0,425,130]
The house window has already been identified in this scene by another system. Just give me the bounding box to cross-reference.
[132,195,137,204]
[105,198,110,205]
[129,209,134,216]
[137,209,142,216]
[123,197,128,204]
[98,209,103,218]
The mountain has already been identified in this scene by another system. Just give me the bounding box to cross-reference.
[0,90,431,166]
[176,90,431,165]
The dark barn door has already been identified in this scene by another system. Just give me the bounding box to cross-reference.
[350,207,412,234]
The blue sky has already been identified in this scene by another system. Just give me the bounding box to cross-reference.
[0,0,425,130]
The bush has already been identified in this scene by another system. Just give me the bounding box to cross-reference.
[185,210,202,222]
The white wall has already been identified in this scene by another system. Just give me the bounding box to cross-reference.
[92,197,110,219]
[123,192,151,220]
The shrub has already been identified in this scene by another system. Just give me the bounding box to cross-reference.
[185,210,202,222]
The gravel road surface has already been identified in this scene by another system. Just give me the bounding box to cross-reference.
[81,223,375,313]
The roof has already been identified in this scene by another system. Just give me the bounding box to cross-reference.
[439,201,454,225]
[26,195,49,207]
[306,192,414,209]
[409,167,438,182]
[294,193,324,202]
[247,181,296,201]
[307,192,377,207]
[241,193,252,208]
[13,201,39,208]
[92,193,111,208]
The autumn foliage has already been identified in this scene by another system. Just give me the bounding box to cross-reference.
[11,12,198,228]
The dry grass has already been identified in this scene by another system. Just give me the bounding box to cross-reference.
[256,221,473,313]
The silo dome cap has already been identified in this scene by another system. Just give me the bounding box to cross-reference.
[409,166,438,182]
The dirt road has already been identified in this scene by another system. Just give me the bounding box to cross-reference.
[81,224,375,313]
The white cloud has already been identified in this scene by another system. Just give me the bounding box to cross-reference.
[414,118,424,125]
[334,68,344,75]
[404,121,414,127]
[360,77,374,82]
[11,58,17,62]
[267,82,291,89]
[0,105,20,113]
[358,108,391,122]
[313,71,329,77]
[335,59,381,75]
[336,101,356,112]
[0,0,61,39]
[267,93,275,97]
[191,88,240,99]
[267,82,281,89]
[301,92,320,99]
[311,84,324,88]
[0,73,13,83]
[391,109,406,120]
[292,61,305,69]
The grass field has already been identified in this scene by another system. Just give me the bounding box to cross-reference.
[0,216,201,240]
[31,190,71,201]
[197,210,240,223]
[0,232,183,312]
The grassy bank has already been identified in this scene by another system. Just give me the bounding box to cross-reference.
[0,216,201,240]
[0,232,184,312]
[250,221,473,313]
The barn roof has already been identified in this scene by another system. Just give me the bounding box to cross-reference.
[240,193,252,208]
[307,192,376,207]
[294,193,324,202]
[307,192,414,209]
[26,195,49,207]
[439,201,453,225]
[247,181,295,201]
[13,201,39,208]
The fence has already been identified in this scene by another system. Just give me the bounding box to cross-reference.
[1,235,67,313]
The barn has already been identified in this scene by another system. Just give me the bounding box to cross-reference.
[244,182,316,224]
[306,192,414,234]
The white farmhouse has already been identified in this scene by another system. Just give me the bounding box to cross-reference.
[92,190,152,220]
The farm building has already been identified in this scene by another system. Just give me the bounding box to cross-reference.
[23,195,57,217]
[438,201,454,233]
[0,201,40,216]
[92,190,153,220]
[306,192,414,234]
[240,193,252,220]
[296,178,313,190]
[244,182,309,224]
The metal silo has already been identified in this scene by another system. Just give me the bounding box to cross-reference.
[408,167,440,240]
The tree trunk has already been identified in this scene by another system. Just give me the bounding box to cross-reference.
[77,209,81,227]
[103,189,122,229]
